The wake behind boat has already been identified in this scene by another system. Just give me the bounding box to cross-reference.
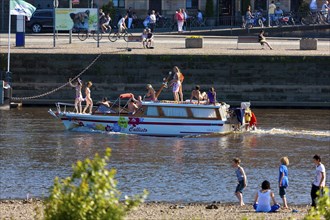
[49,95,256,137]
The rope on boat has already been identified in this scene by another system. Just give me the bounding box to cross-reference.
[11,54,102,101]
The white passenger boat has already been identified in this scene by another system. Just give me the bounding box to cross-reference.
[49,94,253,137]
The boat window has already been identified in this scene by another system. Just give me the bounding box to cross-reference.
[191,108,217,118]
[162,107,188,117]
[146,106,159,116]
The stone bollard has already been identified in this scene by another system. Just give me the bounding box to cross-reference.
[185,37,203,48]
[300,38,317,50]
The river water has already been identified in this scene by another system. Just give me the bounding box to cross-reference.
[0,107,329,204]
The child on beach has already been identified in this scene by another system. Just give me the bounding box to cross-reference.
[69,78,83,114]
[232,158,247,206]
[279,157,289,209]
[83,81,93,114]
[311,154,326,207]
[254,180,280,212]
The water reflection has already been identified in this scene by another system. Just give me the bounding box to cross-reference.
[0,108,329,204]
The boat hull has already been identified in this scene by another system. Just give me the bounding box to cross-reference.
[55,112,235,137]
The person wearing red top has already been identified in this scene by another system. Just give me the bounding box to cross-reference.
[176,9,184,33]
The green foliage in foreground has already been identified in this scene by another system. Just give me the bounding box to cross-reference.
[44,148,148,220]
[304,187,330,220]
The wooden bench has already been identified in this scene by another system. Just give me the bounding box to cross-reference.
[237,36,259,49]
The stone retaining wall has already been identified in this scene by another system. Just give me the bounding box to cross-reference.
[3,54,330,107]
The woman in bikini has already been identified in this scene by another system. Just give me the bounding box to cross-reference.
[69,78,83,113]
[173,66,184,102]
[83,81,93,114]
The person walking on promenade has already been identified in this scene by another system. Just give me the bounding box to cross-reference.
[127,7,133,29]
[254,180,280,212]
[311,154,326,207]
[83,81,93,114]
[279,157,289,209]
[233,158,247,206]
[149,10,156,32]
[176,9,184,33]
[258,30,273,50]
[69,78,83,114]
[172,66,184,102]
[269,1,276,26]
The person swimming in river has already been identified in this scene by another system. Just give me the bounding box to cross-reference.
[69,78,84,114]
[190,85,207,104]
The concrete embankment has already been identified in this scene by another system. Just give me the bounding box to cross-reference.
[6,54,330,108]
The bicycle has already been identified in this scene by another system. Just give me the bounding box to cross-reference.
[77,27,111,41]
[108,28,132,42]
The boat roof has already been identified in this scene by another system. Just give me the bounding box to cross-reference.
[141,100,224,109]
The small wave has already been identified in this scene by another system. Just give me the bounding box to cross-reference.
[251,128,330,140]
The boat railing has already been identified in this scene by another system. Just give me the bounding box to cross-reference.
[55,102,75,113]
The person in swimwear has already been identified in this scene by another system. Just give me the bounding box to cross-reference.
[170,78,181,102]
[69,78,83,114]
[144,84,157,101]
[83,81,93,114]
[190,85,207,104]
[207,87,217,105]
[173,66,184,102]
[128,99,139,115]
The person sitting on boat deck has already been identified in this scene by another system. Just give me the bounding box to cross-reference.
[69,78,84,114]
[190,85,207,104]
[83,81,93,114]
[207,87,217,105]
[128,98,139,115]
[144,84,157,101]
[100,97,110,108]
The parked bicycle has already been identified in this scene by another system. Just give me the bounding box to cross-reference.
[108,28,132,42]
[77,27,111,41]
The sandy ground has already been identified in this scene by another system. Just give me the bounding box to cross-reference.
[0,200,310,220]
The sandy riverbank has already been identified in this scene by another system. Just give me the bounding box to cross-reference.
[0,200,310,220]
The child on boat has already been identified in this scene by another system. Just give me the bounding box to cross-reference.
[83,81,93,114]
[279,157,289,209]
[253,180,280,212]
[69,78,83,114]
[233,158,247,206]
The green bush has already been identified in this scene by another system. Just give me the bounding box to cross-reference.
[44,148,148,220]
[205,0,214,17]
[304,187,330,220]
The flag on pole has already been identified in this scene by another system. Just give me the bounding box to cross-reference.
[10,0,36,18]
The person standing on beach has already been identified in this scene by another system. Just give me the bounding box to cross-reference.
[232,158,247,206]
[311,154,326,207]
[279,157,289,209]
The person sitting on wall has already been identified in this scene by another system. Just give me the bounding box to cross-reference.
[258,30,273,50]
[190,85,207,104]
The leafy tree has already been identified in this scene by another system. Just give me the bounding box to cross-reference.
[205,0,214,17]
[44,148,148,220]
[304,187,330,220]
[102,0,116,20]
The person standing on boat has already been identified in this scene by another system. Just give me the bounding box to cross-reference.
[173,66,184,102]
[83,81,93,114]
[171,78,181,102]
[144,84,157,101]
[207,87,217,105]
[69,78,83,114]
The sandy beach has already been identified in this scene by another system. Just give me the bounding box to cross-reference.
[0,200,309,220]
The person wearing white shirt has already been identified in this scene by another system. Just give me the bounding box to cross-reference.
[117,15,127,33]
[149,10,156,32]
[197,10,203,23]
[321,1,329,21]
[311,154,326,207]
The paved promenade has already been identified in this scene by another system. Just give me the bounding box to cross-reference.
[0,33,329,56]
